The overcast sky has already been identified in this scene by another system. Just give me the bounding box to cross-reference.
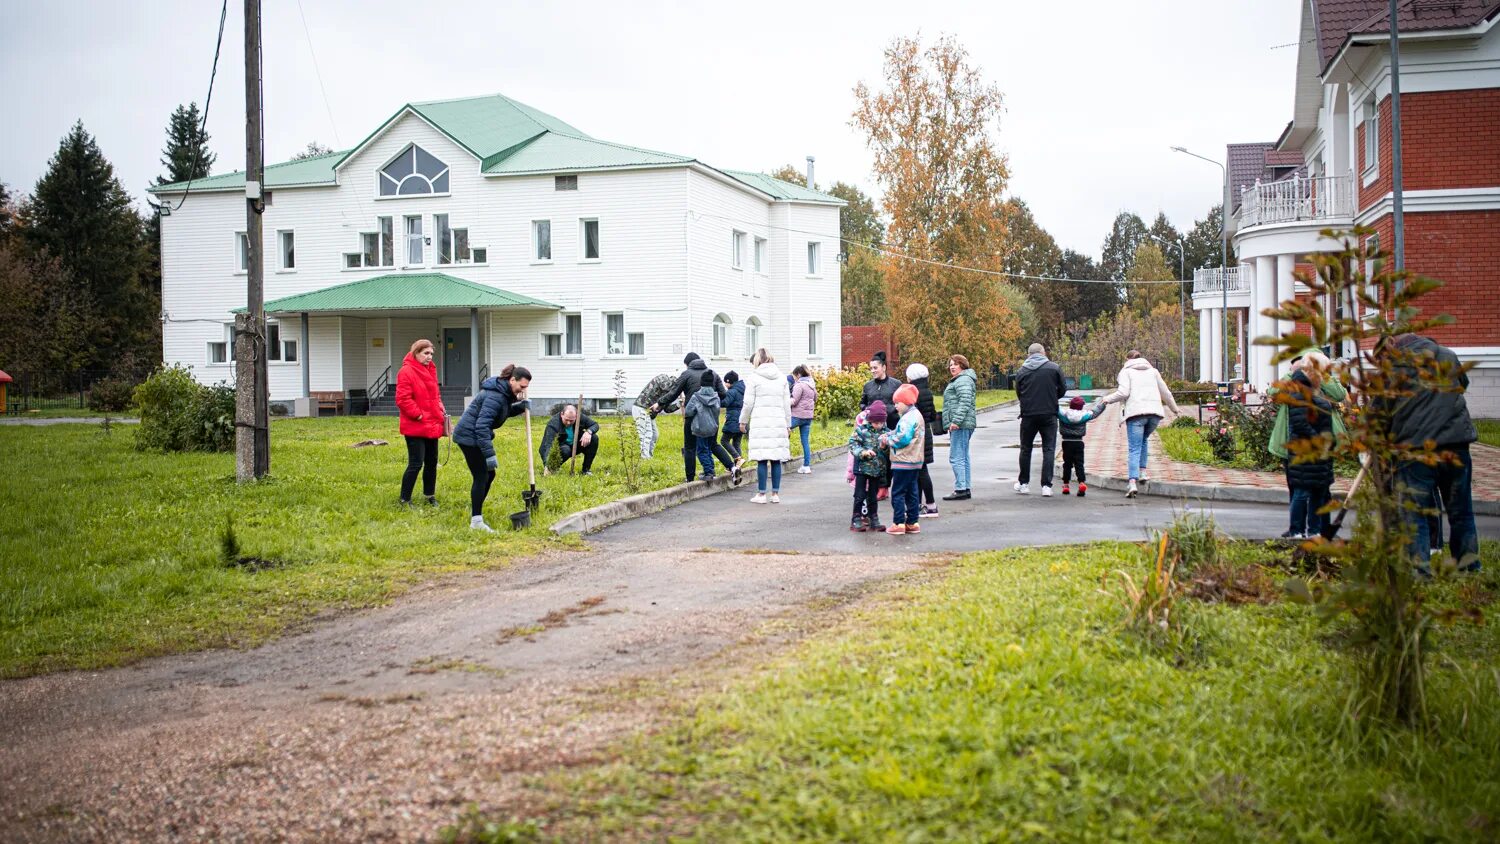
[0,0,1299,258]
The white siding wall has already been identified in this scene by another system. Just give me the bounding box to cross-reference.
[158,109,842,404]
[787,203,842,369]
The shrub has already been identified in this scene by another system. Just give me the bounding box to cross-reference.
[132,365,236,453]
[1167,379,1218,406]
[1201,423,1238,464]
[1168,415,1199,429]
[87,374,139,412]
[1162,508,1224,576]
[270,402,289,417]
[812,363,870,425]
[1219,399,1279,470]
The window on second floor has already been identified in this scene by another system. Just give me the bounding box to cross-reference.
[754,237,766,273]
[731,230,746,269]
[435,214,471,264]
[533,220,552,261]
[235,231,249,272]
[277,230,295,270]
[378,144,449,196]
[808,321,822,356]
[555,175,578,191]
[345,216,395,269]
[1362,98,1379,175]
[404,215,424,266]
[806,241,821,276]
[580,218,600,260]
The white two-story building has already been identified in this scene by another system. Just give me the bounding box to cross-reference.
[149,92,844,412]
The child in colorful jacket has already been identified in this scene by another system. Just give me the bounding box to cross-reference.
[848,400,890,532]
[1057,396,1106,497]
[880,384,927,535]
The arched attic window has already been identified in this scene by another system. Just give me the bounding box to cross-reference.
[378,144,450,196]
[712,313,732,358]
[744,317,762,358]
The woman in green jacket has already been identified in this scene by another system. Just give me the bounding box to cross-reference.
[1267,352,1347,465]
[941,354,978,500]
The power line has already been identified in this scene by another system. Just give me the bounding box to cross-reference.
[165,0,228,213]
[688,211,1183,286]
[296,0,341,147]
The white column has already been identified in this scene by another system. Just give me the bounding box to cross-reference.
[1208,309,1224,384]
[1276,254,1297,380]
[1240,261,1258,385]
[1255,255,1277,390]
[1198,307,1213,383]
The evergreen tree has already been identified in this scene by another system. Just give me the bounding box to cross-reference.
[157,102,215,185]
[0,182,14,243]
[1056,249,1118,332]
[1184,204,1233,276]
[1099,211,1147,281]
[24,121,153,368]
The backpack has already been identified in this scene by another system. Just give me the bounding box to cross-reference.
[689,392,722,438]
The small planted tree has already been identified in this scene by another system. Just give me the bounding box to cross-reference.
[611,370,642,493]
[1268,228,1481,727]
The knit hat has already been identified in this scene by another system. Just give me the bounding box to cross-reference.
[1070,396,1085,410]
[684,352,701,365]
[865,400,888,424]
[893,384,919,406]
[724,370,739,385]
[700,370,716,387]
[906,362,929,381]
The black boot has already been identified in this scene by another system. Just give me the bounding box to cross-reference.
[681,447,696,482]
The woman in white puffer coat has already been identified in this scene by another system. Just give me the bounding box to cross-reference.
[1099,350,1180,498]
[739,348,792,503]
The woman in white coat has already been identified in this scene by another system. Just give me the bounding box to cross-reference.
[739,348,793,503]
[1099,350,1180,498]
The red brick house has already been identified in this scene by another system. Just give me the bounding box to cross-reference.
[1191,0,1500,416]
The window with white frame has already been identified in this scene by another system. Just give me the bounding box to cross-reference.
[543,333,563,357]
[731,230,746,269]
[712,314,731,357]
[472,246,487,264]
[277,230,295,270]
[345,216,395,268]
[806,242,821,276]
[808,321,822,356]
[208,324,234,363]
[378,144,449,196]
[265,321,298,362]
[533,220,552,261]
[555,175,578,191]
[235,231,249,272]
[604,312,627,355]
[404,215,424,266]
[754,237,766,273]
[1362,98,1379,175]
[744,317,762,357]
[580,218,600,260]
[541,313,583,357]
[435,214,472,265]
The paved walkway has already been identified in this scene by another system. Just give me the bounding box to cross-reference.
[1082,405,1500,513]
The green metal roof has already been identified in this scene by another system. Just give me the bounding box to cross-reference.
[238,273,560,314]
[721,170,845,205]
[150,149,344,194]
[482,133,693,175]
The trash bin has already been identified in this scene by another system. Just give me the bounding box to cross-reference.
[1079,374,1093,390]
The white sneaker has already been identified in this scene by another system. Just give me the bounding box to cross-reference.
[1013,482,1029,494]
[796,465,812,475]
[1041,486,1053,497]
[770,492,782,504]
[750,492,768,504]
[1126,479,1138,498]
[469,517,496,533]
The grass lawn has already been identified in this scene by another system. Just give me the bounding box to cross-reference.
[1478,419,1500,449]
[0,413,854,678]
[1159,424,1224,466]
[933,388,1015,413]
[481,542,1500,842]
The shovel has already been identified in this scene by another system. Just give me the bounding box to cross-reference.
[1320,463,1366,541]
[521,406,543,516]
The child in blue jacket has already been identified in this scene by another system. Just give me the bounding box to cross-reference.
[1057,396,1105,497]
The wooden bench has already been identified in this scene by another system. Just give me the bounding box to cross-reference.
[311,390,345,416]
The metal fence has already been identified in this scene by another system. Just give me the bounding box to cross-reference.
[2,368,153,414]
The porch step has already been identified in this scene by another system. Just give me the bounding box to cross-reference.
[367,395,469,416]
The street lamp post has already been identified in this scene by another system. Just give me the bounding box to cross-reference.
[1143,232,1187,379]
[1171,146,1230,384]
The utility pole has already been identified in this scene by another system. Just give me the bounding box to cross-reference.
[1389,0,1406,271]
[236,0,269,481]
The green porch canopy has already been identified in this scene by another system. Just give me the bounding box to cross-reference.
[237,272,560,314]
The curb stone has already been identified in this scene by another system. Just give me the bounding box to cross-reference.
[550,399,1018,535]
[1088,472,1500,516]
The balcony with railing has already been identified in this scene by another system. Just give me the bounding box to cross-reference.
[1237,173,1354,229]
[1192,266,1244,296]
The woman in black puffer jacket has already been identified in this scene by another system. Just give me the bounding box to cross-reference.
[907,363,940,518]
[1282,368,1334,539]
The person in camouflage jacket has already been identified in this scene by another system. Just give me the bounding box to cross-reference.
[632,372,680,460]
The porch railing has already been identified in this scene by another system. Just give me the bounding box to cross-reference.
[1238,173,1354,229]
[477,363,488,387]
[368,366,392,400]
[1192,266,1246,295]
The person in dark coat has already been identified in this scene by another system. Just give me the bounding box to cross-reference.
[452,364,532,532]
[538,405,600,475]
[1280,368,1334,539]
[1013,342,1068,495]
[906,363,940,517]
[720,371,746,461]
[652,352,727,482]
[1382,333,1481,571]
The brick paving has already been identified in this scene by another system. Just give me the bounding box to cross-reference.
[1079,409,1500,508]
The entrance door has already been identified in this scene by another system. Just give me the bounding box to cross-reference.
[443,328,471,388]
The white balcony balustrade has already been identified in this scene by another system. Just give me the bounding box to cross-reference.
[1237,173,1354,229]
[1192,267,1244,295]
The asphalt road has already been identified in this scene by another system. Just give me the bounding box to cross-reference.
[594,404,1500,555]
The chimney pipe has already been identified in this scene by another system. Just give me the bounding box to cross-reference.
[805,155,815,188]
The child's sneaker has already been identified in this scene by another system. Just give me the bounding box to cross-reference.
[906,523,920,534]
[1013,482,1029,494]
[1061,485,1071,495]
[850,517,867,532]
[750,492,768,504]
[1077,483,1087,498]
[769,492,781,504]
[732,465,743,486]
[920,504,940,518]
[877,488,889,501]
[886,524,907,535]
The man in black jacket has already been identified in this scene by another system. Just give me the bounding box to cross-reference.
[1385,334,1480,572]
[539,405,600,475]
[1014,342,1067,495]
[652,352,726,481]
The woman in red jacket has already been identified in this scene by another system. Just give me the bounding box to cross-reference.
[396,338,447,505]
